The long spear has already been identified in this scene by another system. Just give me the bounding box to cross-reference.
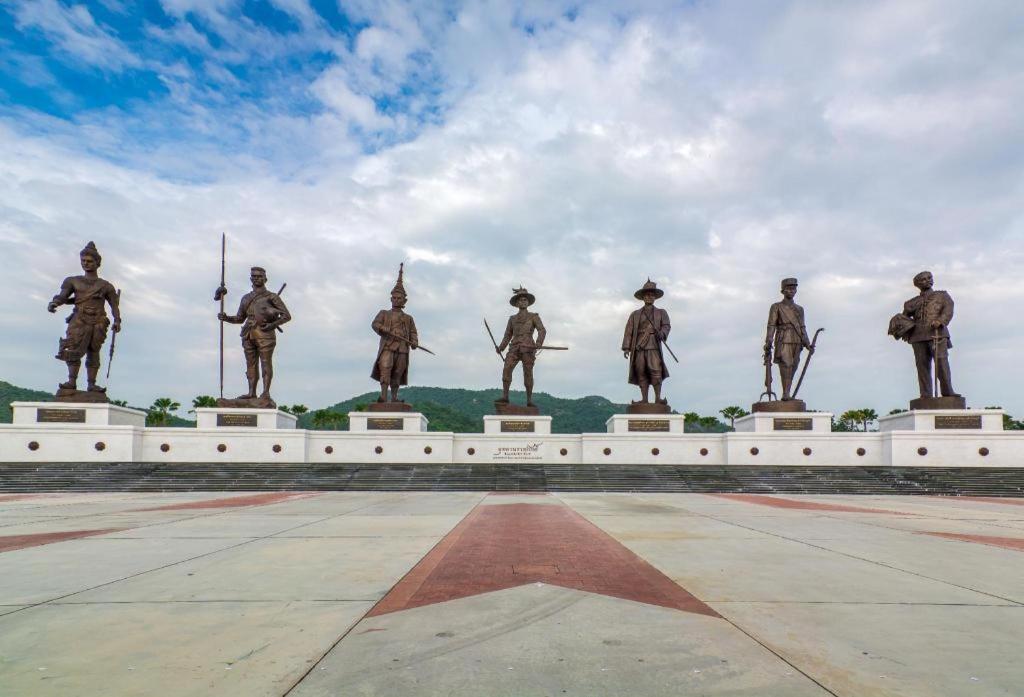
[791,327,824,400]
[213,234,227,399]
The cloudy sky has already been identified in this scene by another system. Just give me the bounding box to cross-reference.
[1,0,1022,418]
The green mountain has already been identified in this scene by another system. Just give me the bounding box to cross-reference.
[0,380,54,423]
[303,386,714,434]
[2,380,729,433]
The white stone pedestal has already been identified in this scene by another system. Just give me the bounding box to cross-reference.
[605,414,685,434]
[877,409,1003,432]
[194,408,296,430]
[348,412,428,432]
[733,412,833,433]
[483,415,552,435]
[11,401,147,427]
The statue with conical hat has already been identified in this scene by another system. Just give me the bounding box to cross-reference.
[622,279,672,412]
[494,287,546,413]
[887,270,965,409]
[216,266,291,409]
[371,264,419,406]
[47,241,121,402]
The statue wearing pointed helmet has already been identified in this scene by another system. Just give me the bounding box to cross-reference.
[371,264,419,404]
[47,241,121,401]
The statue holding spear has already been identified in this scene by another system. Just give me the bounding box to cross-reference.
[214,237,291,409]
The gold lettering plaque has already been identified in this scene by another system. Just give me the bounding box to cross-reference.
[935,415,982,429]
[216,413,258,427]
[501,420,535,433]
[367,418,404,430]
[36,408,86,424]
[627,419,670,432]
[773,418,813,431]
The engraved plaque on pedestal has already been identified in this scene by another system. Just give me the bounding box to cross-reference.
[368,417,404,431]
[501,420,535,433]
[37,408,86,424]
[216,413,258,428]
[773,417,813,431]
[627,419,671,432]
[935,415,982,430]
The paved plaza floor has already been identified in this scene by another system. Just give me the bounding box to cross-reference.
[0,491,1021,696]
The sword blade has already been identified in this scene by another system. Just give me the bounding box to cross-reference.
[791,327,824,399]
[483,318,505,362]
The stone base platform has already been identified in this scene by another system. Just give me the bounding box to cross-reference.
[751,399,806,413]
[13,402,146,427]
[878,409,1002,432]
[493,401,540,416]
[194,408,297,430]
[349,411,427,432]
[366,401,414,412]
[734,411,832,433]
[626,402,671,414]
[483,415,552,435]
[910,395,967,410]
[605,414,685,434]
[54,387,110,403]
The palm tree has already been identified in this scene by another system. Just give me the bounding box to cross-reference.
[839,409,862,431]
[189,395,218,413]
[719,406,749,429]
[312,409,346,430]
[859,408,878,432]
[148,397,181,426]
[288,404,309,416]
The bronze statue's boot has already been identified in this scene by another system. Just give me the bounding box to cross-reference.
[378,386,388,402]
[638,383,651,404]
[497,381,511,403]
[526,387,534,408]
[59,380,77,391]
[390,386,401,402]
[653,384,665,404]
[85,365,105,392]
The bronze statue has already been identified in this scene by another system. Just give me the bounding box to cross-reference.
[754,278,820,412]
[47,241,121,402]
[371,264,419,407]
[216,266,291,408]
[888,270,965,409]
[492,287,546,413]
[622,279,675,413]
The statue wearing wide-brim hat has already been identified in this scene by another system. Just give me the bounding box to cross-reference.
[509,287,536,307]
[623,279,671,411]
[633,278,665,301]
[494,286,546,411]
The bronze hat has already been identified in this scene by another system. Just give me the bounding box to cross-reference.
[79,241,101,263]
[509,286,536,307]
[633,278,664,300]
[391,263,407,297]
[780,277,798,289]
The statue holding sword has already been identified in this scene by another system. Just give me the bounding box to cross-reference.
[754,277,823,412]
[485,287,567,414]
[622,279,677,413]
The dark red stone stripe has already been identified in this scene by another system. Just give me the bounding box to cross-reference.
[940,496,1024,507]
[708,493,910,515]
[0,494,41,503]
[0,528,124,553]
[368,501,717,618]
[919,531,1024,552]
[136,492,313,511]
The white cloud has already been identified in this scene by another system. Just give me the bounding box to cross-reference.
[11,0,141,72]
